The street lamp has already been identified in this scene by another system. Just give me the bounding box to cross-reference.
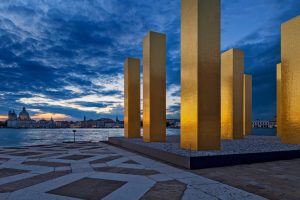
[72,130,76,142]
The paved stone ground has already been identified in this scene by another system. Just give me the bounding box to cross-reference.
[0,142,266,200]
[194,159,300,200]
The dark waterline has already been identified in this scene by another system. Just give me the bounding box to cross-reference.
[0,128,275,147]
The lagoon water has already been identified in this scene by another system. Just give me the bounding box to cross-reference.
[0,128,180,147]
[0,128,275,147]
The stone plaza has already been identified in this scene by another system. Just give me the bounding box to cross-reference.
[0,141,270,200]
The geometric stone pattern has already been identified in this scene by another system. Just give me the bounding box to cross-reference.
[0,142,266,200]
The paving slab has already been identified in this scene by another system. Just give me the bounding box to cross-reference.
[94,166,160,176]
[58,154,93,161]
[48,177,126,199]
[0,168,29,179]
[141,180,187,200]
[22,161,70,168]
[0,170,71,193]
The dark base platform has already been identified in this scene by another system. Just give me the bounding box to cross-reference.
[108,136,300,169]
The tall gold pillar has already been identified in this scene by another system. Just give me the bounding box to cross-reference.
[124,58,140,138]
[143,31,166,142]
[221,49,244,140]
[281,15,300,144]
[181,0,221,150]
[276,63,281,137]
[243,74,252,136]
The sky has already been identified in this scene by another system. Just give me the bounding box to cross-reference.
[0,0,300,121]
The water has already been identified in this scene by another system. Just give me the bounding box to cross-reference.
[251,128,276,136]
[0,128,275,147]
[0,128,180,147]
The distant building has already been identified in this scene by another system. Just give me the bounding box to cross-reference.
[114,116,124,128]
[96,118,116,128]
[6,109,126,129]
[35,118,56,128]
[7,107,35,128]
[80,116,124,128]
[70,121,81,128]
[55,121,70,128]
[252,117,277,128]
[81,116,89,128]
[7,107,56,128]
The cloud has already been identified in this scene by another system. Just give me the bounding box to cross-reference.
[1,0,300,120]
[166,84,180,118]
[31,113,71,120]
[17,94,121,114]
[64,86,83,94]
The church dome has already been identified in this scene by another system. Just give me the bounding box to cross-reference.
[19,107,31,121]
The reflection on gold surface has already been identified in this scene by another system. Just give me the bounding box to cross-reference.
[281,16,300,144]
[143,32,166,142]
[243,74,252,136]
[124,58,140,138]
[180,0,220,150]
[276,63,281,137]
[221,49,244,140]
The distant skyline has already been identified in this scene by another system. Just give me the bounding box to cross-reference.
[4,106,122,121]
[1,0,300,121]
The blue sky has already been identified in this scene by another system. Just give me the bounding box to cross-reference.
[0,0,300,121]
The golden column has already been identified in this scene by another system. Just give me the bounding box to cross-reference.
[181,0,221,150]
[221,49,244,140]
[276,63,281,137]
[243,74,252,136]
[124,58,141,138]
[281,16,300,144]
[143,31,166,142]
